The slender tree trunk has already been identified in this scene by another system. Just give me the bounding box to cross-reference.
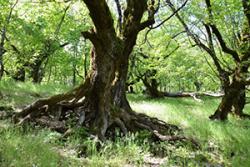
[47,66,52,84]
[30,54,49,83]
[31,62,42,83]
[0,27,6,79]
[72,64,76,86]
[0,52,4,79]
[13,67,25,82]
[0,0,18,80]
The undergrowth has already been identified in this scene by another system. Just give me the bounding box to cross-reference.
[0,81,250,166]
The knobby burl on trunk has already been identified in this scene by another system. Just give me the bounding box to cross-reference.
[13,0,192,143]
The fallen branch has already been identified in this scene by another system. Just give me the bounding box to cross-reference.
[163,91,224,98]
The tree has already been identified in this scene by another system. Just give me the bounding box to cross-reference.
[29,4,70,83]
[14,0,181,141]
[129,31,219,98]
[0,0,18,79]
[167,0,250,120]
[205,0,250,120]
[2,1,89,83]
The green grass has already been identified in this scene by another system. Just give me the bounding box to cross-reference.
[0,80,70,107]
[0,125,70,167]
[129,94,250,166]
[1,81,250,166]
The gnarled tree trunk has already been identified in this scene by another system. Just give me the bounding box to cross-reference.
[14,0,187,143]
[209,85,236,120]
[210,76,249,120]
[206,0,250,120]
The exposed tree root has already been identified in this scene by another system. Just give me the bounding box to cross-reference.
[153,130,200,148]
[13,84,198,147]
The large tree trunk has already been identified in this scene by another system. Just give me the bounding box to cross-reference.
[82,45,117,139]
[14,44,181,140]
[13,0,190,144]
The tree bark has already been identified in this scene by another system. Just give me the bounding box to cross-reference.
[209,87,236,120]
[210,77,249,120]
[84,46,117,139]
[112,57,132,111]
[232,85,247,117]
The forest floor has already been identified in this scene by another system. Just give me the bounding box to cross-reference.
[0,81,250,167]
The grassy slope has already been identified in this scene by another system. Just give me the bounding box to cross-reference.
[0,81,250,166]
